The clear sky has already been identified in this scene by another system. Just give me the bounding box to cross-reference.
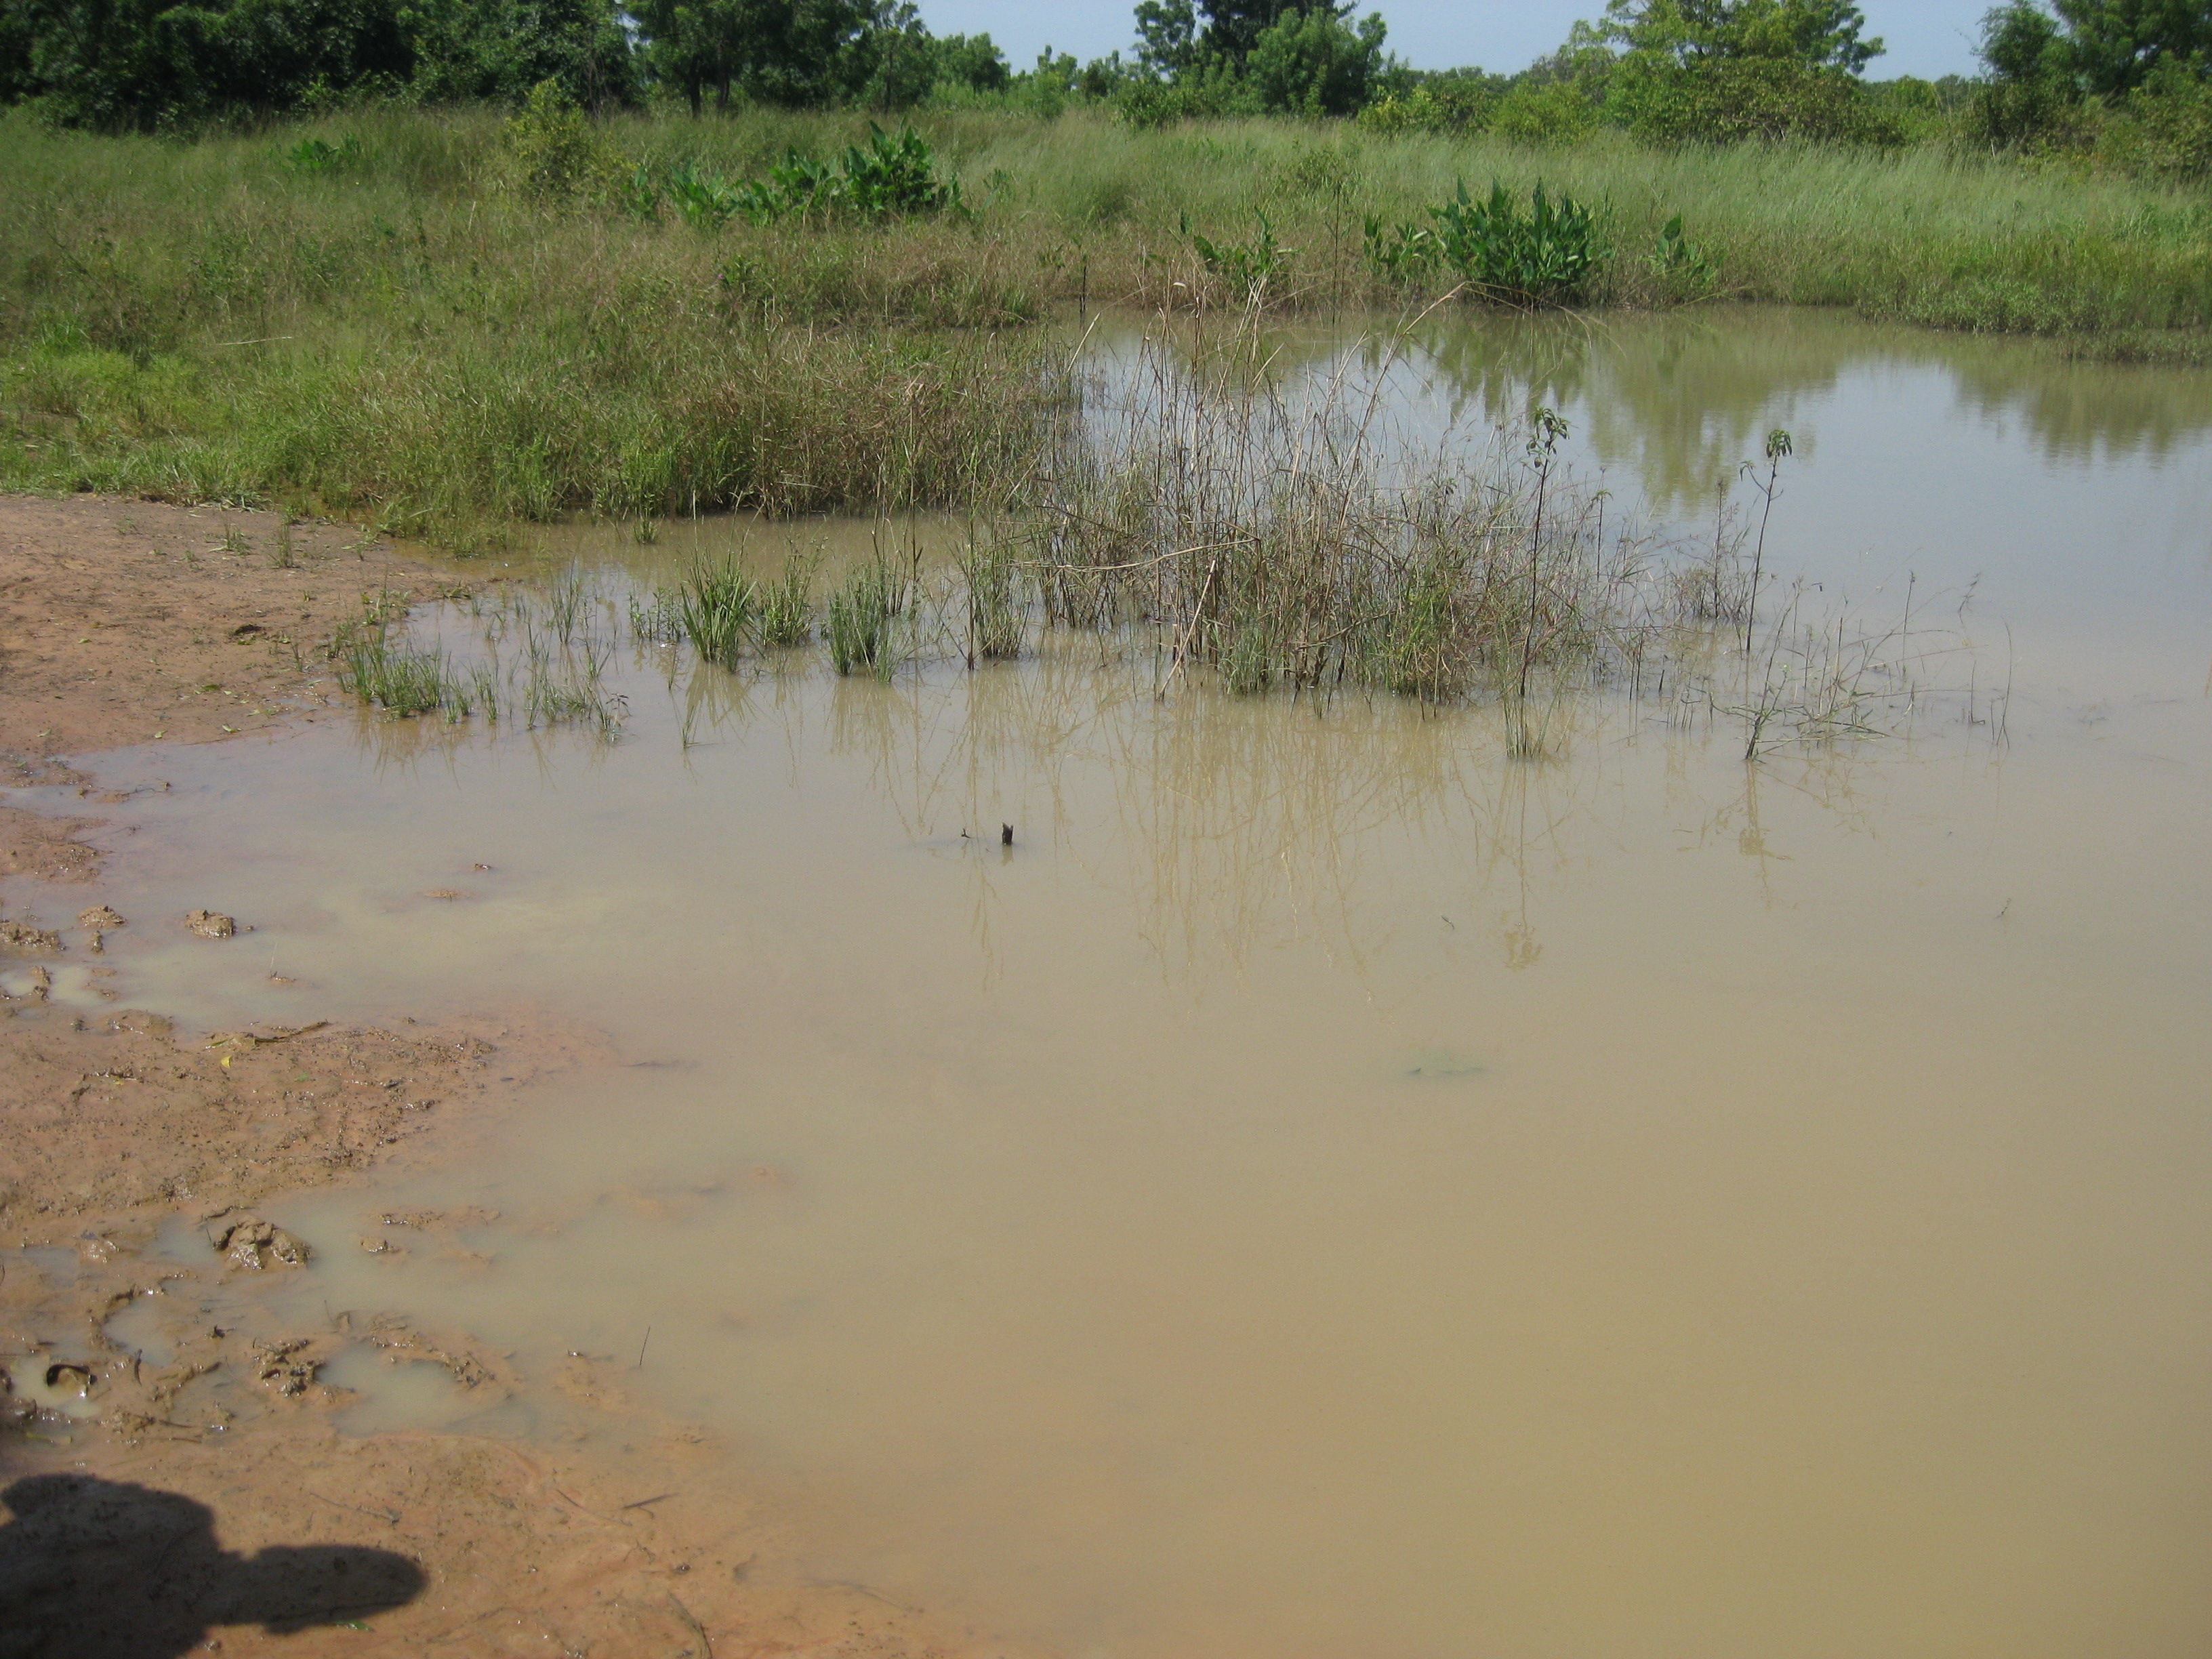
[914,2,1994,81]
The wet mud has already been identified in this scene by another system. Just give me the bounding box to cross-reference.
[0,493,1014,1659]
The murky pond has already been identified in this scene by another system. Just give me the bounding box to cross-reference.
[47,306,2212,1658]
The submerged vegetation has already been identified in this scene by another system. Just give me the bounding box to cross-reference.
[341,579,626,735]
[1026,321,1970,756]
[409,318,1988,766]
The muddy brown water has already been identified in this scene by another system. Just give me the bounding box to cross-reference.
[26,308,2212,1658]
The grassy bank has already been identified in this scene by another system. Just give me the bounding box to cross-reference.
[3,104,2208,540]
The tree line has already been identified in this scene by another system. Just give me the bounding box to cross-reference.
[2,0,2207,174]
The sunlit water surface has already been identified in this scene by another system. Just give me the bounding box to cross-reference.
[46,308,2212,1659]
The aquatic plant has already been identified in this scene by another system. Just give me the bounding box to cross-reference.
[825,553,907,679]
[1364,179,1605,305]
[675,558,758,669]
[955,534,1025,663]
[759,550,820,647]
[638,125,963,231]
[334,626,474,721]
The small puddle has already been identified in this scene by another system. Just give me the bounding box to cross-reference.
[47,308,2212,1659]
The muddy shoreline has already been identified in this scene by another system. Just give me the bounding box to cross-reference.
[0,494,1012,1658]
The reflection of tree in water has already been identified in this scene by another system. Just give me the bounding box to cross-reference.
[1409,309,1841,512]
[1942,339,2212,465]
[1273,305,2212,516]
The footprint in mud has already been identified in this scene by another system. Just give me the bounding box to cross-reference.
[0,1473,424,1654]
[4,1355,105,1422]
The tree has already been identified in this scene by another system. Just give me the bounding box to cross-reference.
[1133,0,1358,76]
[1134,0,1198,75]
[1980,0,2071,81]
[1597,0,1883,70]
[18,0,417,128]
[2047,0,2212,94]
[1198,0,1348,62]
[934,31,1010,91]
[630,0,871,113]
[1245,5,1386,114]
[3,0,641,125]
[405,0,638,110]
[1595,0,1891,141]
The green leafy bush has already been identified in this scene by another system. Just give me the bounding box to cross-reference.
[639,125,961,230]
[1187,209,1295,302]
[1429,178,1604,304]
[2101,60,2212,178]
[1610,56,1901,145]
[281,134,365,173]
[499,80,617,199]
[1364,180,1608,306]
[1355,75,1506,137]
[1489,80,1603,146]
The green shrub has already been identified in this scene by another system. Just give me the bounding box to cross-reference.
[636,125,962,230]
[1610,56,1902,146]
[2102,61,2212,178]
[499,81,617,199]
[1489,81,1603,147]
[1429,178,1604,304]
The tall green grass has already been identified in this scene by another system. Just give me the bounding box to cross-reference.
[2,104,2207,546]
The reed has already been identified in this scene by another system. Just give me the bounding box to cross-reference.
[334,626,475,720]
[758,550,821,647]
[956,533,1026,664]
[825,550,909,679]
[675,558,759,668]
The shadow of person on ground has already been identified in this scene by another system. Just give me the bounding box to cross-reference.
[0,1471,424,1656]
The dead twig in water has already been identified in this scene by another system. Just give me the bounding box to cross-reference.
[668,1593,713,1657]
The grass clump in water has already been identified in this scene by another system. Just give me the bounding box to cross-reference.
[335,626,478,721]
[675,559,759,669]
[956,534,1026,664]
[759,550,820,647]
[825,552,909,679]
[1041,322,1634,712]
[1037,317,1973,757]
